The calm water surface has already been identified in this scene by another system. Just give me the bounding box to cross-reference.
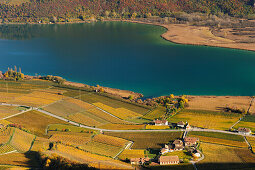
[0,22,255,97]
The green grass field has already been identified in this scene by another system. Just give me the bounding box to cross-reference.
[105,132,183,149]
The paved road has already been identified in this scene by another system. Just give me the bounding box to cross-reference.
[1,103,255,137]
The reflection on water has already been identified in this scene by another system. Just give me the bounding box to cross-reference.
[0,22,254,97]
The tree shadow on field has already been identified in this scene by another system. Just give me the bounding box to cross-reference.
[24,151,42,168]
[196,163,255,170]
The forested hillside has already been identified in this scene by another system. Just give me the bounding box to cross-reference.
[0,0,254,23]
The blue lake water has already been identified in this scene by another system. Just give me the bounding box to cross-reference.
[0,22,255,97]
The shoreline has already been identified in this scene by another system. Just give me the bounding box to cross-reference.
[103,19,255,52]
[1,19,255,52]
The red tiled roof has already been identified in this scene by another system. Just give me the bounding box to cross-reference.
[184,137,198,143]
[177,121,185,125]
[238,127,251,133]
[159,156,179,163]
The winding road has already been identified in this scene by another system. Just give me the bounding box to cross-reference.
[1,103,255,137]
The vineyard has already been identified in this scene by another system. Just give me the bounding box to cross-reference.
[0,152,41,167]
[54,144,133,169]
[197,143,255,170]
[189,132,247,148]
[99,123,145,130]
[105,132,183,149]
[80,141,123,158]
[47,124,96,133]
[75,134,130,158]
[12,91,63,107]
[65,98,94,110]
[67,112,106,127]
[7,110,70,137]
[0,127,13,144]
[0,105,21,119]
[86,108,127,124]
[146,125,169,130]
[9,128,35,152]
[234,115,255,132]
[170,110,241,130]
[93,134,128,147]
[0,144,16,154]
[93,102,142,120]
[189,131,245,141]
[118,149,145,160]
[44,97,139,127]
[80,93,149,115]
[246,137,255,153]
[143,106,166,120]
[49,132,93,145]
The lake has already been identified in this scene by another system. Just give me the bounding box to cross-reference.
[0,22,255,97]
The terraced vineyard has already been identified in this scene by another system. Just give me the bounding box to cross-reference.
[77,134,129,158]
[80,93,150,115]
[67,112,107,127]
[86,108,127,124]
[54,144,133,169]
[0,144,16,154]
[44,97,133,127]
[0,128,13,144]
[7,110,70,137]
[93,102,142,120]
[9,128,35,152]
[49,132,93,145]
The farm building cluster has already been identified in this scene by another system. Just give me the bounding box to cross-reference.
[130,136,200,166]
[153,119,191,129]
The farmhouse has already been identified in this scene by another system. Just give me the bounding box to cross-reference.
[173,140,184,150]
[130,157,150,165]
[238,127,251,135]
[184,137,199,147]
[159,155,179,165]
[154,119,168,126]
[177,121,186,128]
[160,144,173,154]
